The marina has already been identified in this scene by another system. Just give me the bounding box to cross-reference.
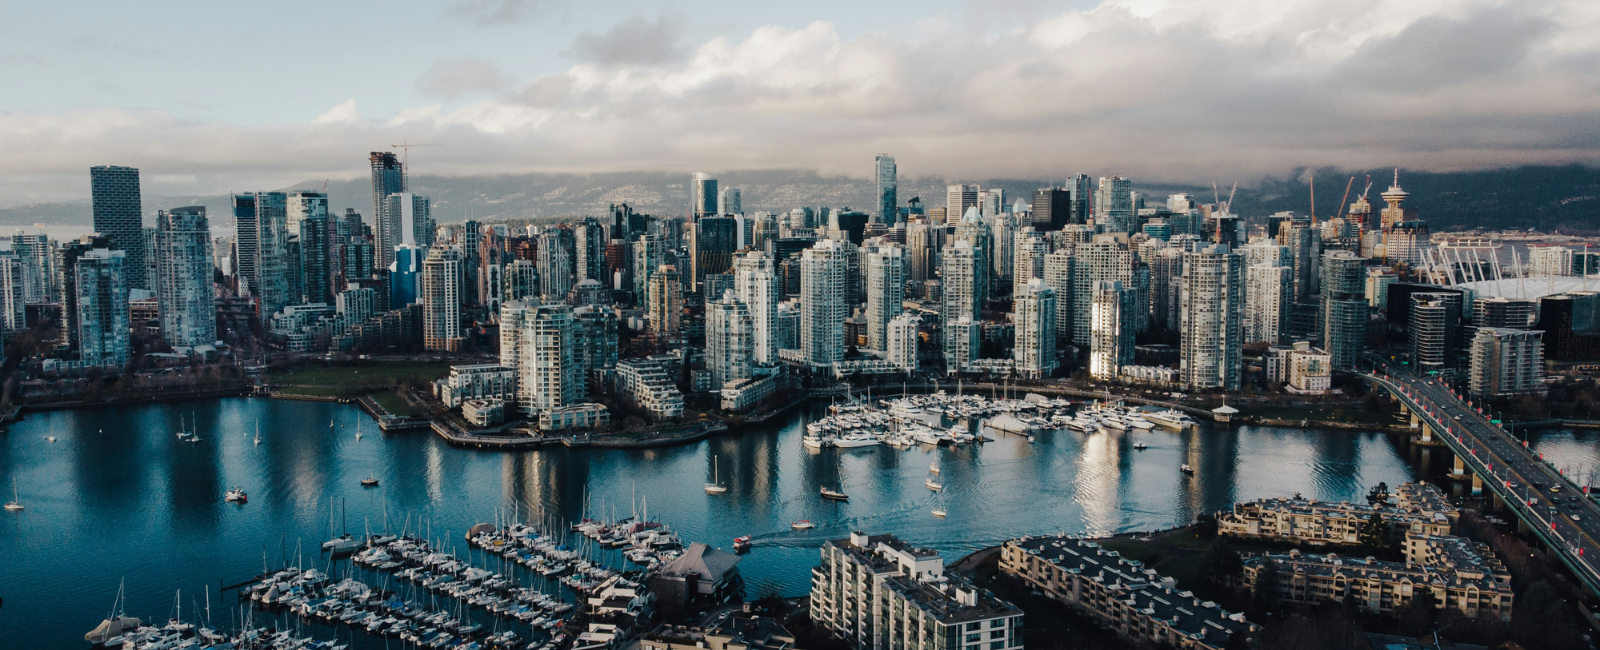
[801,391,1199,450]
[0,395,1500,648]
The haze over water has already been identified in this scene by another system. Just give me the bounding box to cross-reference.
[1,397,1425,648]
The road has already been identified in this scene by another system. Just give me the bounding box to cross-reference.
[1366,360,1600,597]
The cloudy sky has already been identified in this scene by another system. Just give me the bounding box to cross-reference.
[2,0,1598,207]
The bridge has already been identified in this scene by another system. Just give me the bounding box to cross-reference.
[1365,362,1600,598]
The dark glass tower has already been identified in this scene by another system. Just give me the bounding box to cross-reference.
[90,166,147,290]
[370,152,405,273]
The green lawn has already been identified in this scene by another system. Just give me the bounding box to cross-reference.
[1240,404,1395,426]
[371,391,417,417]
[269,361,452,387]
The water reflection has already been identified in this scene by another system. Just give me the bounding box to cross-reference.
[1,399,1420,649]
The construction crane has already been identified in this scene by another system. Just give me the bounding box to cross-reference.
[390,139,443,167]
[1331,176,1356,224]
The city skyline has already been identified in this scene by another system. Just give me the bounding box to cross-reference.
[4,1,1599,208]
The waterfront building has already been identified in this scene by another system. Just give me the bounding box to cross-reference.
[648,265,683,334]
[539,403,612,431]
[538,228,576,299]
[945,316,982,374]
[74,247,130,368]
[1089,280,1135,381]
[801,239,850,367]
[435,364,518,408]
[692,172,718,219]
[1409,293,1461,373]
[940,240,985,369]
[733,251,779,363]
[1217,482,1455,545]
[0,253,22,338]
[1240,539,1511,622]
[155,206,216,350]
[1287,343,1332,394]
[1070,236,1133,349]
[865,245,906,351]
[1179,244,1243,391]
[90,165,147,290]
[887,313,920,373]
[720,374,783,413]
[1469,327,1546,399]
[1321,251,1368,369]
[1244,264,1292,345]
[1013,279,1057,379]
[1042,252,1073,342]
[707,291,755,389]
[506,302,586,416]
[421,246,464,352]
[615,357,686,419]
[691,217,738,292]
[811,532,1023,650]
[1001,537,1254,650]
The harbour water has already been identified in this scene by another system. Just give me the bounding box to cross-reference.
[0,396,1476,648]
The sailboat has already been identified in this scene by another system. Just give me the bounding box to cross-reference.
[924,470,943,492]
[932,491,947,518]
[929,459,941,474]
[5,478,23,511]
[253,421,261,446]
[704,456,728,494]
[354,417,363,441]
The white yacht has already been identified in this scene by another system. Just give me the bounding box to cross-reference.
[1146,409,1197,430]
[833,433,881,448]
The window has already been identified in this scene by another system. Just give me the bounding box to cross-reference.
[991,642,1005,650]
[966,622,981,632]
[967,634,981,643]
[989,630,1005,639]
[990,619,1004,628]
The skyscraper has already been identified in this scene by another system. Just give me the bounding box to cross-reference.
[876,155,897,224]
[1469,328,1545,399]
[1244,264,1292,345]
[648,265,682,334]
[706,291,755,389]
[1409,293,1461,373]
[1096,176,1134,233]
[692,172,718,219]
[90,165,147,290]
[633,234,667,299]
[1070,236,1134,349]
[718,188,742,216]
[1068,174,1093,224]
[1320,251,1367,369]
[538,228,575,298]
[1147,246,1184,331]
[505,259,539,303]
[1014,279,1058,379]
[1179,244,1243,390]
[13,232,55,304]
[800,239,850,366]
[690,217,738,291]
[233,192,290,317]
[0,253,24,338]
[886,312,921,373]
[370,152,405,272]
[421,246,464,352]
[865,245,906,351]
[503,301,586,415]
[574,218,607,285]
[156,207,216,350]
[1012,229,1048,297]
[1089,280,1135,381]
[381,193,433,270]
[945,184,979,226]
[734,251,779,364]
[74,247,130,368]
[940,240,985,370]
[1043,251,1074,343]
[1030,188,1072,231]
[296,206,332,305]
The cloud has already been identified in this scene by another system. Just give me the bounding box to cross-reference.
[449,0,557,26]
[416,58,511,99]
[5,0,1600,207]
[566,14,689,67]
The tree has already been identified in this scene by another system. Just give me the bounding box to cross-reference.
[1194,512,1219,538]
[1395,588,1438,638]
[1513,580,1586,650]
[1366,482,1391,507]
[1358,511,1387,548]
[1200,538,1243,592]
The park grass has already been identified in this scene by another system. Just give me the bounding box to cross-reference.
[1240,403,1395,426]
[269,361,452,387]
[370,391,417,417]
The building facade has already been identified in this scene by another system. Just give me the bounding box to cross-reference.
[1013,279,1057,379]
[1179,245,1242,390]
[155,207,216,350]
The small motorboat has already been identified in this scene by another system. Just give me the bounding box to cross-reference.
[224,487,248,503]
[1180,464,1194,474]
[361,475,380,487]
[791,520,814,530]
[925,479,943,492]
[44,436,56,443]
[1133,442,1148,450]
[931,508,947,518]
[820,487,849,501]
[732,536,752,553]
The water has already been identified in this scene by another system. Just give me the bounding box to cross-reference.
[0,397,1421,648]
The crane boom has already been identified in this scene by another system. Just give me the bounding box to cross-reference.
[1333,176,1355,222]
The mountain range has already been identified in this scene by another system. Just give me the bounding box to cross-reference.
[2,165,1596,234]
